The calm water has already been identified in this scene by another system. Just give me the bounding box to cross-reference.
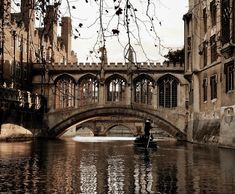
[0,138,235,194]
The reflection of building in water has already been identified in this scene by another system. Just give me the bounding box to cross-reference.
[107,157,125,193]
[134,153,155,193]
[157,166,177,193]
[80,154,97,193]
[0,142,39,193]
[176,150,187,194]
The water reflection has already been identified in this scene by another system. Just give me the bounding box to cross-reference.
[134,150,154,193]
[0,139,235,193]
[80,153,97,193]
[107,157,125,193]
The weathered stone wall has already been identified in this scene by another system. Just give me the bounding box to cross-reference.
[220,106,235,148]
[0,124,32,140]
[187,108,235,149]
[184,0,235,149]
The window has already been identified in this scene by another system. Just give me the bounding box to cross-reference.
[210,0,217,27]
[78,76,98,106]
[107,77,126,102]
[55,75,75,109]
[210,75,217,100]
[224,62,234,92]
[134,76,153,105]
[203,41,208,67]
[187,37,191,51]
[203,8,207,33]
[158,75,178,108]
[203,78,208,102]
[210,35,217,63]
[221,0,230,45]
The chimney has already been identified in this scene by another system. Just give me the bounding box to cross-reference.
[61,17,72,61]
[44,5,58,47]
[21,0,35,31]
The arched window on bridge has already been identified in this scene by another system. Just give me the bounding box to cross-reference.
[134,75,154,105]
[78,75,99,106]
[106,75,126,102]
[157,75,178,108]
[55,75,75,109]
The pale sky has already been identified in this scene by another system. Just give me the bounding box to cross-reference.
[12,0,188,63]
[61,0,188,63]
[56,0,188,63]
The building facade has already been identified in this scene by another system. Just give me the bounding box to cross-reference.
[0,0,77,91]
[184,0,235,148]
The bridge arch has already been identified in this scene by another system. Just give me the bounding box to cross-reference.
[133,73,155,84]
[54,73,76,83]
[105,74,127,84]
[104,123,136,135]
[77,73,98,84]
[75,124,95,136]
[157,74,180,84]
[47,106,186,140]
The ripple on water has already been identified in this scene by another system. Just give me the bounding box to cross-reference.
[0,139,235,193]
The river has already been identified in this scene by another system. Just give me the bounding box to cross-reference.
[0,137,235,193]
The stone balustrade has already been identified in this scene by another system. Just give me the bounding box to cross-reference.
[48,61,184,71]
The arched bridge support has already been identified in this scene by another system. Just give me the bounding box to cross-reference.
[46,104,187,140]
[74,117,143,136]
[0,106,46,136]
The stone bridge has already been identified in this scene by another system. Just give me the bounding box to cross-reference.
[0,87,46,136]
[47,104,187,140]
[1,60,189,140]
[31,60,189,139]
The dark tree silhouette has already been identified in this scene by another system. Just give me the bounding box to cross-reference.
[164,48,184,64]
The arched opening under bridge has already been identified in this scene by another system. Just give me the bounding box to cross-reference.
[47,107,186,140]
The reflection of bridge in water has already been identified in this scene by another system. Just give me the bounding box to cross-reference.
[1,60,189,140]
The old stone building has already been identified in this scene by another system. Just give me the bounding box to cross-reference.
[0,0,77,91]
[184,0,235,148]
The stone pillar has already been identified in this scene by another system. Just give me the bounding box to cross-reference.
[99,83,105,106]
[177,83,181,107]
[126,83,131,106]
[61,17,72,61]
[153,86,158,109]
[44,71,54,111]
[75,84,79,108]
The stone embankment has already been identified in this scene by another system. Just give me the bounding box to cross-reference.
[0,124,33,142]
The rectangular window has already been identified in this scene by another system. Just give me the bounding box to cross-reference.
[224,62,234,92]
[203,41,208,67]
[210,35,217,63]
[203,8,207,33]
[221,0,230,45]
[210,0,217,27]
[210,75,217,100]
[203,78,208,102]
[187,37,191,51]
